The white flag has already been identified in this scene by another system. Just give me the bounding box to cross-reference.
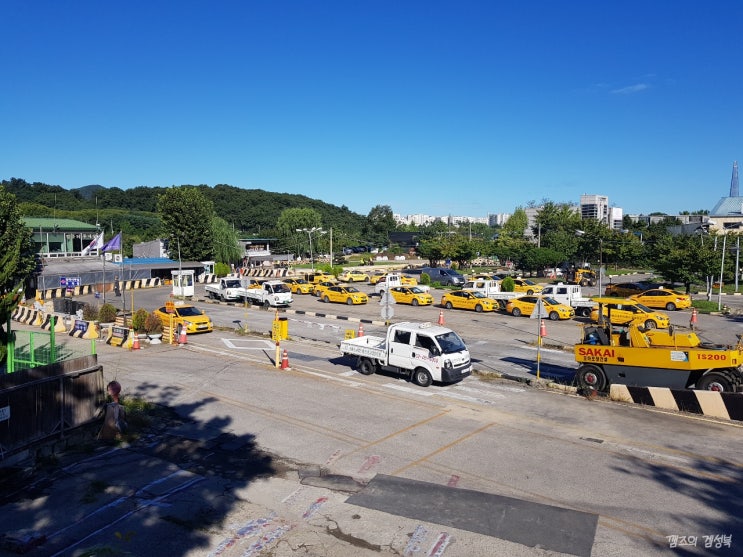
[81,231,105,255]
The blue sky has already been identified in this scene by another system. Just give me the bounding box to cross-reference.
[2,1,741,219]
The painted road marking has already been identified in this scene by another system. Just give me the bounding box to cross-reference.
[221,338,277,350]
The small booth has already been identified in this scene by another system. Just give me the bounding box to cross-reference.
[171,270,195,298]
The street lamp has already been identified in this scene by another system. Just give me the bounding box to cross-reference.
[296,227,325,270]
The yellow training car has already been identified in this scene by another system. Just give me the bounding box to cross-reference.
[312,280,337,298]
[153,303,213,334]
[511,278,543,294]
[322,285,369,305]
[629,288,692,311]
[590,297,670,329]
[440,290,497,312]
[283,277,313,294]
[338,270,370,282]
[506,295,575,321]
[389,286,434,306]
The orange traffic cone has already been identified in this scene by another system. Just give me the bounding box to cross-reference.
[280,349,290,370]
[132,331,140,350]
[438,310,445,326]
[690,307,698,330]
[358,323,365,337]
[179,324,188,345]
[539,319,547,337]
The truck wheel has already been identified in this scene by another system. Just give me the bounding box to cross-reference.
[644,320,657,329]
[576,364,607,392]
[357,358,376,376]
[665,302,677,311]
[263,300,270,309]
[511,307,521,317]
[445,301,453,310]
[323,295,330,303]
[475,304,483,312]
[580,307,592,317]
[696,371,734,392]
[549,311,559,321]
[412,367,433,387]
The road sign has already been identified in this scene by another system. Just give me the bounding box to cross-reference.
[379,291,397,306]
[381,304,395,321]
[530,298,547,319]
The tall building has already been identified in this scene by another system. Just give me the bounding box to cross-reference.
[730,161,739,197]
[580,195,610,225]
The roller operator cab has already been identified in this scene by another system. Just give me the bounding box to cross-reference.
[574,301,743,393]
[339,322,472,387]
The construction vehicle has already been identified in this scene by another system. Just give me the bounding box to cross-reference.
[574,300,743,392]
[566,268,597,287]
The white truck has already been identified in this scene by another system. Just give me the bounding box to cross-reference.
[539,283,596,317]
[375,273,430,295]
[339,321,472,386]
[205,277,247,301]
[461,279,525,309]
[242,280,294,307]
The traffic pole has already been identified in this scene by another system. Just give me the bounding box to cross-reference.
[275,341,281,368]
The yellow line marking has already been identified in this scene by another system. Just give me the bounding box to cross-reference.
[345,409,451,456]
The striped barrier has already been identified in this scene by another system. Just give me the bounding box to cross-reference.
[610,384,743,422]
[35,278,162,300]
[39,313,67,333]
[68,320,99,339]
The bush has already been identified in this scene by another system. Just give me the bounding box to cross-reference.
[420,273,431,286]
[214,262,231,277]
[132,308,148,332]
[501,277,515,292]
[144,312,163,334]
[98,303,118,323]
[82,303,99,321]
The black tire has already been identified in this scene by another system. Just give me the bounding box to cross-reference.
[576,364,608,392]
[357,358,376,376]
[511,307,522,317]
[262,300,270,309]
[323,295,330,303]
[644,319,657,329]
[527,289,534,295]
[346,297,353,305]
[549,311,559,321]
[580,279,588,287]
[581,307,592,317]
[445,301,453,310]
[696,371,734,392]
[475,304,483,313]
[412,367,433,387]
[665,302,677,311]
[412,298,419,306]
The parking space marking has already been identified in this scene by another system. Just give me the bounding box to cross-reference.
[221,338,278,350]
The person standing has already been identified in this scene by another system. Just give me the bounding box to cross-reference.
[98,381,127,441]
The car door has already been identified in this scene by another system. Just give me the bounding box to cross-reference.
[388,328,415,369]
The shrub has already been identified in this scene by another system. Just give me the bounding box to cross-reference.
[144,312,163,334]
[501,277,515,292]
[214,262,231,277]
[420,273,431,286]
[132,308,148,332]
[98,303,118,323]
[82,304,99,321]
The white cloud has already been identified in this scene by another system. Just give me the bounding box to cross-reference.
[610,83,649,95]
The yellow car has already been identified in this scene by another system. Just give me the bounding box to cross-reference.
[283,277,313,294]
[369,272,387,285]
[590,297,670,329]
[511,278,543,294]
[604,282,648,297]
[505,296,575,321]
[153,303,213,334]
[389,286,434,306]
[312,280,337,297]
[338,270,370,282]
[629,288,692,311]
[440,290,497,312]
[322,285,368,305]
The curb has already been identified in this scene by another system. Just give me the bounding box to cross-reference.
[609,384,743,422]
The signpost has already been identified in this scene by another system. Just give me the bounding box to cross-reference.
[530,298,547,380]
[379,290,396,325]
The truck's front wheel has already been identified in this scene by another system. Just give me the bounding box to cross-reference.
[576,364,607,392]
[696,371,735,392]
[357,358,376,376]
[412,367,433,387]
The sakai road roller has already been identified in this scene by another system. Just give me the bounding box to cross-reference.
[574,319,743,393]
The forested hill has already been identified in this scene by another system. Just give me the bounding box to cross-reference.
[2,178,367,235]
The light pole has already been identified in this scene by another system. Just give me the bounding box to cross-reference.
[296,227,324,271]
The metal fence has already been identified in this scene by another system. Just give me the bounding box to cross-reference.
[7,329,96,374]
[0,355,104,460]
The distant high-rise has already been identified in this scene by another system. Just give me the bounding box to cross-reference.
[730,161,739,197]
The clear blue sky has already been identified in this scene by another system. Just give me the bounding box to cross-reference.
[2,1,741,219]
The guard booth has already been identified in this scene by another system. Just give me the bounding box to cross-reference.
[171,270,195,298]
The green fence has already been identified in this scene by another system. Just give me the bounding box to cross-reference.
[7,328,96,374]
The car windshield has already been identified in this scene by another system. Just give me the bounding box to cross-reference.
[635,303,653,313]
[346,286,360,293]
[436,331,467,354]
[177,306,203,317]
[471,291,488,298]
[544,297,561,305]
[410,287,424,293]
[523,279,536,286]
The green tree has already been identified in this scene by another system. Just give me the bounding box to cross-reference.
[212,216,242,265]
[275,207,323,256]
[365,204,396,247]
[0,186,37,363]
[157,187,214,261]
[501,207,528,238]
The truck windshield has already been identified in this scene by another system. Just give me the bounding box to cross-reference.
[435,331,467,354]
[225,280,241,288]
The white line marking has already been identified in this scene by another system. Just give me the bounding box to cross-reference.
[221,338,277,350]
[382,384,435,396]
